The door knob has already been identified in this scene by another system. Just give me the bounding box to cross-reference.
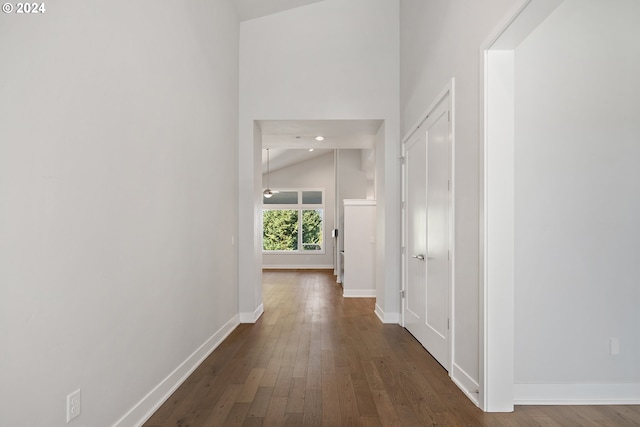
[412,254,425,261]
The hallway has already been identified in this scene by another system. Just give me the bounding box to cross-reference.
[144,270,640,426]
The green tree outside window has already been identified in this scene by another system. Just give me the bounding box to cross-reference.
[263,209,298,251]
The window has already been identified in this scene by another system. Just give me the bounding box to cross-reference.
[262,189,324,253]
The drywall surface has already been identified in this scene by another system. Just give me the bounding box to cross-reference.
[514,0,640,387]
[0,0,239,425]
[262,152,336,268]
[343,201,377,297]
[240,0,400,320]
[334,149,370,279]
[400,0,521,389]
[337,149,370,251]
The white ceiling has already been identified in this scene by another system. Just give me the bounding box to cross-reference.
[233,0,324,21]
[263,148,333,175]
[259,119,383,174]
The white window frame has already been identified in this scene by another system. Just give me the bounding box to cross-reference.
[262,188,325,254]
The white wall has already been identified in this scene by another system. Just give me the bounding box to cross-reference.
[0,0,240,425]
[335,149,370,281]
[374,123,389,320]
[400,0,521,394]
[361,148,376,199]
[239,0,400,321]
[238,121,264,323]
[262,151,335,268]
[343,201,377,297]
[514,0,640,399]
[336,149,370,251]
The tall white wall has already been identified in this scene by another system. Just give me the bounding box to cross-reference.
[262,152,335,268]
[514,0,640,399]
[238,122,264,322]
[239,0,400,321]
[337,149,370,250]
[400,0,521,393]
[0,0,239,425]
[374,124,389,319]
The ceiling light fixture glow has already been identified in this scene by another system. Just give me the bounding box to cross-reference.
[309,148,314,152]
[315,136,324,141]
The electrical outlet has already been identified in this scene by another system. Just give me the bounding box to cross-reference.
[66,389,81,422]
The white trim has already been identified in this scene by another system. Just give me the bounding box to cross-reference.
[343,289,376,298]
[401,82,454,144]
[483,49,516,413]
[400,134,406,329]
[514,383,640,405]
[262,250,327,255]
[262,265,334,270]
[343,199,376,206]
[451,363,481,407]
[400,79,455,374]
[479,0,563,412]
[375,303,385,322]
[112,315,240,427]
[334,149,340,280]
[375,303,400,324]
[239,303,264,323]
[447,80,456,379]
[262,188,326,254]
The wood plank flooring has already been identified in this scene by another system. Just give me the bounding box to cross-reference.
[144,270,640,426]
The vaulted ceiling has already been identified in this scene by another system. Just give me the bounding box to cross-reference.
[233,0,324,21]
[259,119,383,174]
[231,2,382,175]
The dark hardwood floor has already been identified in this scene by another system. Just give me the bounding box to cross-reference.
[144,270,640,426]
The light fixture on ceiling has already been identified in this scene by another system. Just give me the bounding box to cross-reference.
[315,136,324,141]
[263,149,280,198]
[263,148,274,198]
[309,148,314,152]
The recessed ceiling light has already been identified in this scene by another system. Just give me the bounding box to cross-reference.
[315,136,324,141]
[309,148,314,152]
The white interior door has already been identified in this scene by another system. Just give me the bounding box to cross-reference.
[404,130,427,338]
[404,95,451,371]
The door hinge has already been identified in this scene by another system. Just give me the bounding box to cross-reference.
[399,156,405,165]
[399,289,406,298]
[447,318,450,330]
[401,246,405,255]
[448,250,450,260]
[401,200,405,209]
[448,111,451,122]
[448,180,451,191]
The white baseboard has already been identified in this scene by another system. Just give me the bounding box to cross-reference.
[343,289,376,298]
[239,303,264,323]
[374,303,400,324]
[262,265,334,270]
[375,304,384,322]
[451,363,480,406]
[514,383,640,405]
[113,314,240,427]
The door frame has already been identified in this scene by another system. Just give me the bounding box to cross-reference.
[479,0,563,412]
[401,80,455,372]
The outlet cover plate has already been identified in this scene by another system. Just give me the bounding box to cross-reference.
[67,389,81,422]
